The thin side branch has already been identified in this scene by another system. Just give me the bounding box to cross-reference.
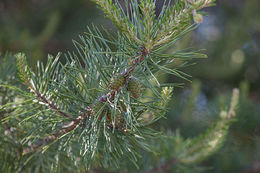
[93,0,141,44]
[23,47,149,154]
[32,90,73,119]
[146,88,239,171]
[152,0,215,48]
[178,88,240,164]
[17,53,73,119]
[22,112,88,155]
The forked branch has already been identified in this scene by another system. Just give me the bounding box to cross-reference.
[22,47,149,154]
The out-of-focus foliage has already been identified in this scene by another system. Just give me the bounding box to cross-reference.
[0,0,111,64]
[0,0,259,172]
[160,80,259,173]
[162,1,260,171]
[184,1,260,171]
[191,0,260,92]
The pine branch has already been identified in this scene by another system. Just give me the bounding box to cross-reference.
[152,0,216,48]
[2,1,228,171]
[16,53,32,88]
[92,0,215,51]
[22,46,149,154]
[92,0,141,44]
[32,90,73,119]
[178,88,240,164]
[140,87,173,125]
[16,53,73,119]
[139,0,156,48]
[142,88,239,172]
[22,112,87,155]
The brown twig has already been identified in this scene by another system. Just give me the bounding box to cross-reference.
[33,90,74,119]
[22,112,89,155]
[17,54,73,119]
[23,47,149,155]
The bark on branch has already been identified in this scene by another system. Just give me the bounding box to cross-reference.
[23,47,149,155]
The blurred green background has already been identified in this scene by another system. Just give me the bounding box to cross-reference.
[0,0,259,172]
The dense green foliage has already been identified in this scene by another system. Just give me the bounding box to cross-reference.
[0,0,259,173]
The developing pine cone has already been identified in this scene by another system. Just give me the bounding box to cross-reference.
[110,74,126,90]
[127,77,142,99]
[106,109,122,127]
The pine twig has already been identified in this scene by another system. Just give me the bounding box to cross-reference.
[22,47,149,155]
[178,88,240,164]
[152,0,215,48]
[93,0,141,44]
[17,53,73,119]
[22,112,88,155]
[146,89,239,172]
[32,90,73,119]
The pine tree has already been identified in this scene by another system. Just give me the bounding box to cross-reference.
[0,0,240,172]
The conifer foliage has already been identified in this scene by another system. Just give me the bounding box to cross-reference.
[0,0,240,172]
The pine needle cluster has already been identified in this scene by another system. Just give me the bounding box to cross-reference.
[0,0,240,172]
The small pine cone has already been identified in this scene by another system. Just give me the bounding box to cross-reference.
[106,109,122,127]
[127,77,142,99]
[110,74,125,90]
[91,100,104,116]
